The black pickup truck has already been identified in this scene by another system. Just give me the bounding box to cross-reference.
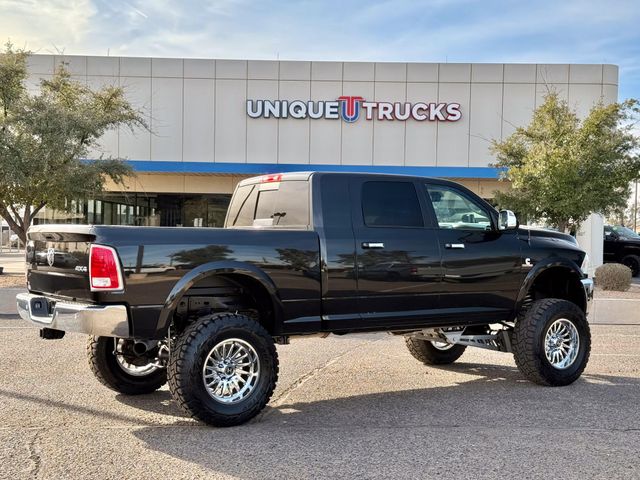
[603,225,640,276]
[17,172,593,427]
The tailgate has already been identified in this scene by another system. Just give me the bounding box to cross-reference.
[26,227,95,301]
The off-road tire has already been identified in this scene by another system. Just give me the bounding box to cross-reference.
[621,254,640,277]
[168,313,279,427]
[87,336,167,395]
[513,298,590,386]
[405,338,467,365]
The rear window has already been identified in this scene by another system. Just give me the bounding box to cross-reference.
[362,181,423,227]
[226,181,310,229]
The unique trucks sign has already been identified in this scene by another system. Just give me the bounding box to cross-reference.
[247,96,461,123]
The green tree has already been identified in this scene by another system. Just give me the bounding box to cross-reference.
[492,92,640,233]
[0,44,144,242]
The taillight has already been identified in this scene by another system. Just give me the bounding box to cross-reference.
[89,245,124,292]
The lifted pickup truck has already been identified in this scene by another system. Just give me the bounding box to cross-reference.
[17,172,593,427]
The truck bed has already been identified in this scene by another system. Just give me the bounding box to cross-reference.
[26,224,322,337]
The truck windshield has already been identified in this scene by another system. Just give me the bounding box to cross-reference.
[611,226,640,239]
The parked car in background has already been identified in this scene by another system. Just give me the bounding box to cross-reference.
[603,225,640,277]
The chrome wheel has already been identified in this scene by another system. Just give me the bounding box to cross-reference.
[116,355,161,376]
[114,339,163,377]
[202,338,260,404]
[544,319,580,370]
[431,340,455,351]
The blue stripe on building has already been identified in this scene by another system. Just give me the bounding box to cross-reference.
[112,160,501,179]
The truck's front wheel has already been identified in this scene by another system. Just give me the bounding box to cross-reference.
[168,313,279,427]
[87,337,167,395]
[513,299,591,386]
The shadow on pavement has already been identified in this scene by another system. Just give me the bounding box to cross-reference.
[0,387,191,427]
[114,389,191,419]
[125,362,640,479]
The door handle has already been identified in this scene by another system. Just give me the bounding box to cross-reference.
[445,243,465,249]
[362,242,385,249]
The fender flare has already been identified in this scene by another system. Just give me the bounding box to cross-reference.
[156,261,283,335]
[515,257,585,311]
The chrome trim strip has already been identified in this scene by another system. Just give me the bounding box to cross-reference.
[16,293,130,337]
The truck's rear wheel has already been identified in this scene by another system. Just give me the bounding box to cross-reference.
[168,313,279,427]
[621,254,640,277]
[513,298,590,386]
[405,338,467,365]
[87,336,167,395]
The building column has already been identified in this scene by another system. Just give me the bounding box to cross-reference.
[576,213,604,276]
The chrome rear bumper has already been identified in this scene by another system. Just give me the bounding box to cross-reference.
[16,293,129,337]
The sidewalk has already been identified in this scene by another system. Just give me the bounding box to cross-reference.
[0,288,25,317]
[0,251,25,274]
[0,251,26,316]
[591,297,640,324]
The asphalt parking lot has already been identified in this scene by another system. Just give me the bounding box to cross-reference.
[1,317,639,480]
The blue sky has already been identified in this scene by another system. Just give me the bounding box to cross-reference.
[1,0,639,99]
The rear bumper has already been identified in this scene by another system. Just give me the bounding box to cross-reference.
[581,278,594,314]
[16,293,130,337]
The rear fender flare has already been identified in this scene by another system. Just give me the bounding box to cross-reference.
[157,261,282,335]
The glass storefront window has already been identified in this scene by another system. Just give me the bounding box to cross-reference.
[33,193,232,228]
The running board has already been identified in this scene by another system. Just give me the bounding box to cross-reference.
[410,327,513,353]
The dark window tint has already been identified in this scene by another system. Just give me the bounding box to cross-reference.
[362,182,423,227]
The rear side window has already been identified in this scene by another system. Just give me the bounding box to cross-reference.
[362,181,423,227]
[226,181,310,228]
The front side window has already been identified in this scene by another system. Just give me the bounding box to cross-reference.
[362,181,423,227]
[426,185,492,230]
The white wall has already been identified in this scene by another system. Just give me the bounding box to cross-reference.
[25,55,619,168]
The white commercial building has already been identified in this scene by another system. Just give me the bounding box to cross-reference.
[26,55,618,267]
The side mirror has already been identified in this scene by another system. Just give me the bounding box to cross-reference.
[498,210,518,230]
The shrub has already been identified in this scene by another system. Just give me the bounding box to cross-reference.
[595,263,632,291]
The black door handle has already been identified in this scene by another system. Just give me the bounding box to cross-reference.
[362,242,385,249]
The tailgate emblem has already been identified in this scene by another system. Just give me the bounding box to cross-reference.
[46,248,55,267]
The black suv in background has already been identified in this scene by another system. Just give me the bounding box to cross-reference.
[604,225,640,277]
